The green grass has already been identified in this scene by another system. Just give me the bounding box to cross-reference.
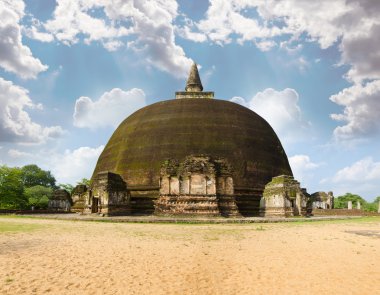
[0,220,46,233]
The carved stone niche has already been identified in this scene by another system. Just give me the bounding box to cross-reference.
[259,175,308,217]
[155,155,240,217]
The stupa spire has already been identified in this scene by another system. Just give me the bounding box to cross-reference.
[175,62,213,99]
[185,62,203,92]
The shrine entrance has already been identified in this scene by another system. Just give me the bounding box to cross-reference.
[91,197,99,213]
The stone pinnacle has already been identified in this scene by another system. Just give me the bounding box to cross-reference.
[185,62,203,92]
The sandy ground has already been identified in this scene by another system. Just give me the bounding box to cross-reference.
[1,217,380,295]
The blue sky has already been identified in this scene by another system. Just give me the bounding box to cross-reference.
[1,0,380,201]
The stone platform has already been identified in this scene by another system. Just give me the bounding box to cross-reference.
[3,213,368,224]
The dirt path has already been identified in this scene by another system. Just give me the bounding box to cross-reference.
[1,217,379,294]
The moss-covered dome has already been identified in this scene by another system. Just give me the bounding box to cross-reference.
[92,98,292,191]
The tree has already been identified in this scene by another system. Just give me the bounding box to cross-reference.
[334,193,366,209]
[58,183,74,194]
[24,185,53,209]
[21,164,56,188]
[77,178,90,186]
[0,166,27,209]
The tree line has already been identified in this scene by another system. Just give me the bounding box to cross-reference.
[0,164,88,210]
[334,193,380,212]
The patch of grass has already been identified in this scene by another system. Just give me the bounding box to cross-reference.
[255,226,266,231]
[0,221,46,233]
[5,278,13,283]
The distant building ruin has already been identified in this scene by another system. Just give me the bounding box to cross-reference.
[310,191,334,209]
[49,189,72,212]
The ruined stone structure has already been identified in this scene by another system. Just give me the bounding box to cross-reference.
[259,175,307,217]
[310,191,334,209]
[88,62,293,216]
[71,184,88,213]
[49,189,72,212]
[83,172,131,216]
[155,155,240,217]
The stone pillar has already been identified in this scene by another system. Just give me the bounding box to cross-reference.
[216,177,225,194]
[357,201,361,210]
[378,201,380,213]
[206,176,216,195]
[159,177,170,194]
[170,177,179,195]
[225,177,234,195]
[348,201,352,210]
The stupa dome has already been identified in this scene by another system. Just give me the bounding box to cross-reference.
[90,63,292,215]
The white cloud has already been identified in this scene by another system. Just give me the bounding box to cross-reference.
[0,77,65,143]
[330,80,380,141]
[189,0,380,142]
[23,24,54,43]
[1,145,104,185]
[333,157,380,183]
[51,145,104,184]
[326,157,380,199]
[231,88,309,142]
[73,87,146,129]
[42,0,192,77]
[0,0,48,79]
[289,154,321,187]
[8,149,32,158]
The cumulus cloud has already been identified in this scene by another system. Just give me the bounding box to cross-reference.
[2,145,104,185]
[8,149,32,158]
[182,0,380,141]
[333,157,380,184]
[330,80,380,141]
[325,157,380,199]
[0,0,48,79]
[231,88,309,142]
[42,0,192,77]
[73,87,146,129]
[289,154,321,187]
[0,77,65,143]
[50,145,104,184]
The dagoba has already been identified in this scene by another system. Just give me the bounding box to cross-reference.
[84,62,293,216]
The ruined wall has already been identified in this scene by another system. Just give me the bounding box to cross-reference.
[311,191,334,209]
[155,155,240,217]
[71,184,88,213]
[85,172,131,216]
[260,175,307,217]
[49,189,72,212]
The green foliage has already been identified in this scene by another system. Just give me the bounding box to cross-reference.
[0,166,27,209]
[335,193,380,212]
[24,185,53,209]
[334,193,366,209]
[58,183,74,194]
[21,164,56,188]
[77,178,90,186]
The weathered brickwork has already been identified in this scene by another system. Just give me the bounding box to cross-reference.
[259,175,308,217]
[49,189,72,212]
[84,172,131,216]
[155,155,240,217]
